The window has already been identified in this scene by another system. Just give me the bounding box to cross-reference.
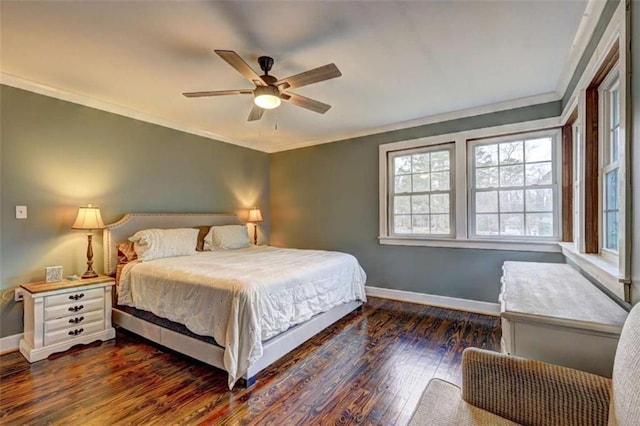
[572,120,581,244]
[469,132,558,240]
[379,121,562,252]
[388,144,454,237]
[600,75,620,253]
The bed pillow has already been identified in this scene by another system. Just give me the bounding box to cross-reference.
[117,241,138,264]
[129,228,198,261]
[203,225,250,250]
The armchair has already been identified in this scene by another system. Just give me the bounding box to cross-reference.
[408,303,640,426]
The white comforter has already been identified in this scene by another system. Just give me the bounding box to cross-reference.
[118,246,367,388]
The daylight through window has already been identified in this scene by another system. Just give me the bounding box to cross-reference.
[469,133,558,239]
[601,77,620,252]
[388,144,454,237]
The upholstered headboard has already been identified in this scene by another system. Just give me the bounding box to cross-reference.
[102,213,241,276]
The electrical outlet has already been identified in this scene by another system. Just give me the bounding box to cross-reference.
[16,206,27,219]
[14,288,24,302]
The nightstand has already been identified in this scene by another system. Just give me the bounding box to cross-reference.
[19,275,115,362]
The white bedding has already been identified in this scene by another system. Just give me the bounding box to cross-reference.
[117,245,367,388]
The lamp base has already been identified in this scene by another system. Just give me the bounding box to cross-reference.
[81,232,98,279]
[81,270,99,279]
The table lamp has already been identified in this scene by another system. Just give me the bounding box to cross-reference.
[72,204,105,279]
[247,207,263,245]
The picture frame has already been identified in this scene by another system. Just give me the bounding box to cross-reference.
[45,266,63,283]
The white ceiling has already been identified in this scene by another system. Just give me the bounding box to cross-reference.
[1,1,589,153]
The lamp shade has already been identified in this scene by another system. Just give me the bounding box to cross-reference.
[247,208,263,223]
[72,204,105,230]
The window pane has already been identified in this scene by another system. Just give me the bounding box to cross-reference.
[499,190,524,212]
[475,144,498,167]
[430,150,450,171]
[395,175,411,193]
[499,165,524,187]
[500,214,524,236]
[412,174,430,192]
[430,194,449,214]
[394,156,411,175]
[526,188,553,212]
[412,194,429,214]
[431,214,450,234]
[476,214,499,235]
[394,196,411,214]
[606,169,618,210]
[412,153,429,173]
[476,167,498,188]
[605,212,618,250]
[525,138,552,162]
[431,172,450,191]
[476,191,498,213]
[412,215,430,234]
[525,162,552,185]
[526,213,554,237]
[394,215,411,234]
[499,141,523,165]
[611,127,619,163]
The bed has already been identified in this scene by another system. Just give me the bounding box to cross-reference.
[103,213,367,389]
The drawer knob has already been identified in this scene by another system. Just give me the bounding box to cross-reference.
[69,316,84,324]
[68,328,84,336]
[69,293,85,301]
[68,305,84,312]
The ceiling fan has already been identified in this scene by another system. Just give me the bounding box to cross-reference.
[183,50,342,121]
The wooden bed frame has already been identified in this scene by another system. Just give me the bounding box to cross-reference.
[103,213,362,387]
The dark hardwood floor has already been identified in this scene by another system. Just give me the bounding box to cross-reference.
[0,297,501,425]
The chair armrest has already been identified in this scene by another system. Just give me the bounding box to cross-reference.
[462,348,611,426]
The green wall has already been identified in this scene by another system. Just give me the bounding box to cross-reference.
[0,85,270,337]
[270,102,565,303]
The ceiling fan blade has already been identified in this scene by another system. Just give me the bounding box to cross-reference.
[214,50,267,86]
[276,63,341,90]
[281,92,331,114]
[183,89,253,98]
[247,104,265,121]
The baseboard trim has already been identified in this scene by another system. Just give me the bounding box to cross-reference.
[0,333,23,355]
[365,286,500,316]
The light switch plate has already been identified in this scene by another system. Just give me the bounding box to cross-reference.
[16,206,27,219]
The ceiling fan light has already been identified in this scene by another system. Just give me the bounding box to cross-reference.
[254,86,281,109]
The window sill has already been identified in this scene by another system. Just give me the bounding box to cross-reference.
[378,236,561,252]
[558,242,625,301]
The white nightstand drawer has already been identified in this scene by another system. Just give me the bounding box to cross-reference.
[45,288,103,308]
[44,320,104,346]
[44,298,104,321]
[45,310,104,333]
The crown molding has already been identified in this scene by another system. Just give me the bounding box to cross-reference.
[555,0,608,99]
[2,72,561,155]
[0,72,265,152]
[269,91,560,153]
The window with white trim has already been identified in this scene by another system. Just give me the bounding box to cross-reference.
[388,144,455,237]
[379,122,562,252]
[572,120,582,244]
[600,73,620,254]
[468,132,559,240]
